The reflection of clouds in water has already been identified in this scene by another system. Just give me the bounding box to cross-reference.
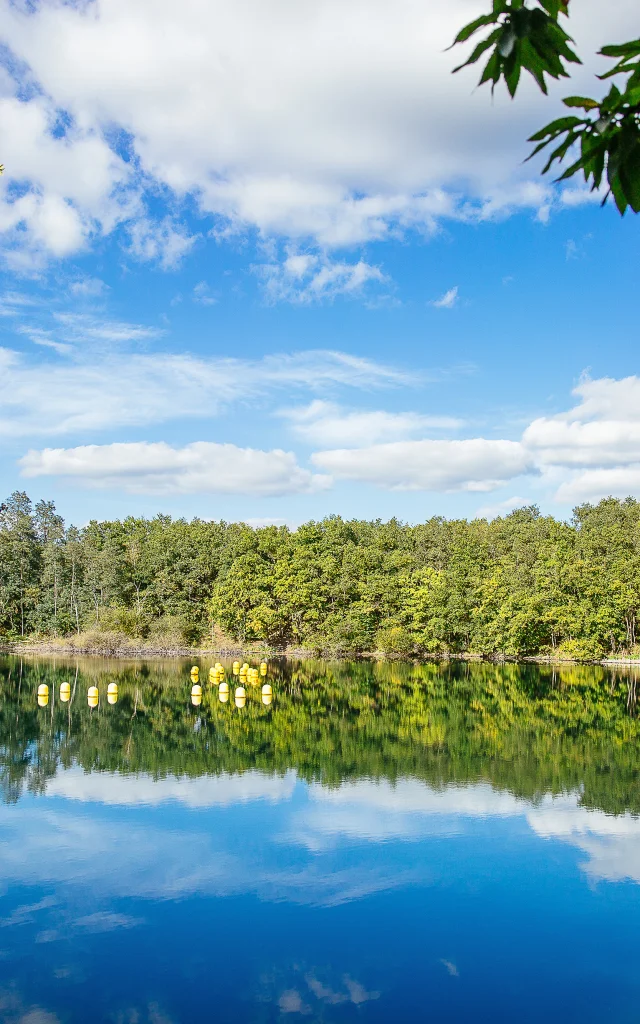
[44,767,297,808]
[1,770,640,914]
[0,988,61,1024]
[278,972,379,1015]
[302,780,640,885]
[74,912,143,933]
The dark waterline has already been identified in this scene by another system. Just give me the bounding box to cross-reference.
[1,655,640,1023]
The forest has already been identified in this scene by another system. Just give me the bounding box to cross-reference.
[1,490,640,660]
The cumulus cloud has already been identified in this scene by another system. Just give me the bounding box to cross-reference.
[19,441,330,496]
[0,0,636,269]
[523,376,640,503]
[312,438,531,492]
[281,400,462,446]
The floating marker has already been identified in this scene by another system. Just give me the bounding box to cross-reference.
[38,694,49,707]
[260,662,267,675]
[232,661,240,674]
[191,684,202,697]
[209,668,217,681]
[215,662,223,672]
[88,694,98,708]
[219,680,229,692]
[107,682,118,695]
[60,682,71,702]
[262,692,273,706]
[235,686,246,698]
[262,683,272,696]
[107,693,118,705]
[88,686,99,698]
[235,694,246,708]
[241,663,249,672]
[37,683,48,696]
[191,693,202,707]
[219,690,229,703]
[190,665,199,677]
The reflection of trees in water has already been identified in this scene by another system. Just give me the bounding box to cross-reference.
[1,655,640,816]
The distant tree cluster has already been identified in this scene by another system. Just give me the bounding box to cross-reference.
[2,491,640,659]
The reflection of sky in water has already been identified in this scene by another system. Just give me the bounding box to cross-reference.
[1,769,640,1021]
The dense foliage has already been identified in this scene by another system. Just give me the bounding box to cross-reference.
[2,656,639,816]
[451,1,640,214]
[2,492,640,659]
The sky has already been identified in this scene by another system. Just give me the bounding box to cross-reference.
[0,0,638,528]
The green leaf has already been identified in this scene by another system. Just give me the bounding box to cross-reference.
[563,96,600,110]
[528,116,583,142]
[448,13,498,48]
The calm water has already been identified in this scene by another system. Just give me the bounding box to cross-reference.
[1,656,640,1023]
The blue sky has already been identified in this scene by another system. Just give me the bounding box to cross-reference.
[0,0,638,527]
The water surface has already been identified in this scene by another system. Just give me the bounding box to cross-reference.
[1,656,640,1022]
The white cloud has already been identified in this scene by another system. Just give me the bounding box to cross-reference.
[53,313,165,344]
[192,281,217,305]
[44,767,297,808]
[522,376,640,503]
[312,438,531,492]
[0,0,635,267]
[256,252,387,303]
[282,400,462,446]
[474,496,532,520]
[20,441,330,496]
[0,346,410,437]
[127,217,198,270]
[68,276,108,298]
[431,285,458,309]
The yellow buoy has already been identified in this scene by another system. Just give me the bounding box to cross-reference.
[209,668,217,681]
[107,682,118,695]
[235,694,246,708]
[107,693,118,705]
[219,681,229,692]
[262,692,273,706]
[88,694,98,708]
[232,661,240,673]
[215,662,223,672]
[190,665,199,676]
[88,686,99,698]
[260,662,267,675]
[262,683,272,695]
[38,694,49,707]
[191,684,202,696]
[241,662,249,671]
[219,690,229,703]
[191,693,202,707]
[37,684,48,696]
[60,682,71,702]
[235,686,246,698]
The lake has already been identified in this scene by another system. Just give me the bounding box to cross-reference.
[1,655,640,1023]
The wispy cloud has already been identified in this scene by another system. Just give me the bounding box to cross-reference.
[281,400,462,446]
[430,285,459,309]
[255,251,388,304]
[0,347,414,438]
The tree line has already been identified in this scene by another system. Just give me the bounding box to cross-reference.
[2,490,640,659]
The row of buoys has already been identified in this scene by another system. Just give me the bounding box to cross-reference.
[37,682,119,707]
[191,679,273,707]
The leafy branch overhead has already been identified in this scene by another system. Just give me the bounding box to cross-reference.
[451,1,640,214]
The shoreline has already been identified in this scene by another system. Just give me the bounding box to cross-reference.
[2,638,640,667]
